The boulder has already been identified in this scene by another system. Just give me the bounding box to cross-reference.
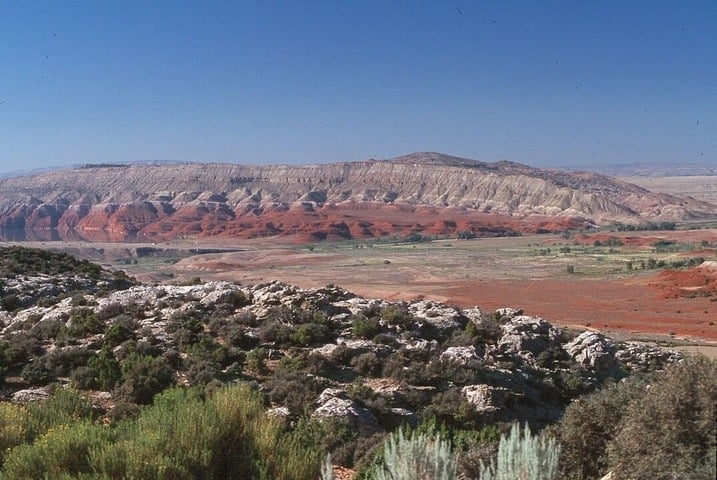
[12,387,49,403]
[313,389,378,429]
[440,345,483,366]
[267,406,291,418]
[564,331,616,370]
[316,387,347,404]
[462,384,511,414]
[401,338,439,352]
[462,307,485,326]
[498,315,561,356]
[250,281,298,307]
[199,282,251,307]
[408,300,463,331]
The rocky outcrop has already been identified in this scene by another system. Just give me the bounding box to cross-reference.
[312,388,378,430]
[2,153,715,242]
[409,300,464,331]
[462,384,512,414]
[616,342,684,372]
[565,331,617,370]
[440,346,483,366]
[11,388,50,403]
[0,259,688,430]
[498,315,562,357]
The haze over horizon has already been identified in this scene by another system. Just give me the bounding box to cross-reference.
[1,1,715,175]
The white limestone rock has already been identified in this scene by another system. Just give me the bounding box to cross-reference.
[565,331,616,370]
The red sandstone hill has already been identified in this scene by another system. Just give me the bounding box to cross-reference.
[0,152,715,242]
[650,261,717,299]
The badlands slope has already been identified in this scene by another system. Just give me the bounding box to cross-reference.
[1,153,715,242]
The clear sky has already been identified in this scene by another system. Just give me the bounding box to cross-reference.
[1,1,715,174]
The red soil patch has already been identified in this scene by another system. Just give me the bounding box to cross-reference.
[172,231,717,341]
[198,262,717,342]
[650,262,717,299]
[352,277,717,342]
[144,224,717,343]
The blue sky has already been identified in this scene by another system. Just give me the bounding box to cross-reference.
[1,1,715,174]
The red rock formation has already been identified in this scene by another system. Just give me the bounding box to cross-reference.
[0,153,714,243]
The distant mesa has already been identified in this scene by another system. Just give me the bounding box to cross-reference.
[0,152,715,243]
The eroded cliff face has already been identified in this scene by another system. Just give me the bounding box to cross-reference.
[1,153,715,241]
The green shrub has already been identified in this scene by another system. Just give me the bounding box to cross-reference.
[0,334,41,366]
[85,347,122,390]
[1,294,20,312]
[557,355,717,480]
[0,246,103,278]
[22,347,95,385]
[2,420,114,479]
[421,388,480,428]
[25,387,96,439]
[606,355,717,479]
[246,347,268,375]
[0,403,29,463]
[184,357,220,385]
[289,322,332,347]
[29,318,64,340]
[292,417,377,469]
[381,305,414,330]
[62,307,105,339]
[1,384,322,480]
[266,370,323,415]
[116,353,174,404]
[556,377,644,479]
[480,423,560,480]
[352,315,382,339]
[351,352,382,377]
[366,429,457,480]
[259,320,294,346]
[102,316,139,348]
[21,360,54,385]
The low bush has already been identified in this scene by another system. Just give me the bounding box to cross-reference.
[364,429,457,480]
[0,403,29,464]
[25,387,96,439]
[352,315,382,339]
[115,353,174,404]
[65,307,105,338]
[22,347,95,385]
[0,384,323,480]
[606,355,717,479]
[380,304,414,330]
[557,355,717,479]
[102,315,139,347]
[351,352,382,377]
[480,423,560,480]
[266,370,324,415]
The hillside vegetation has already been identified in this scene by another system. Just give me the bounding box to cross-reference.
[0,247,714,479]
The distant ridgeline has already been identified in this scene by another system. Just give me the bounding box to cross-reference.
[0,152,715,243]
[81,163,130,169]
